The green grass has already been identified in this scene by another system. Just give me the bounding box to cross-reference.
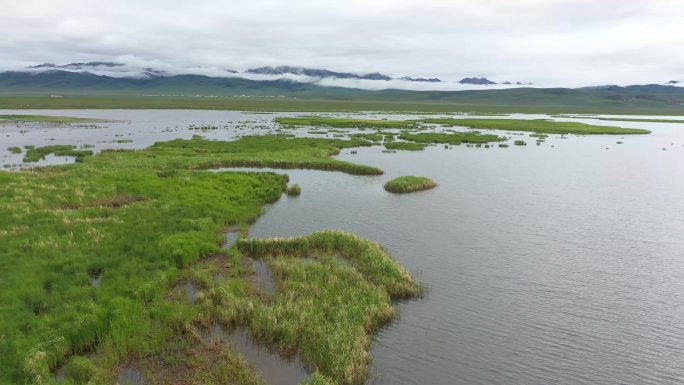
[276,116,418,129]
[8,146,22,154]
[0,134,400,384]
[234,231,421,384]
[0,114,106,123]
[286,184,301,196]
[1,93,684,115]
[23,145,78,162]
[398,131,505,145]
[421,118,650,135]
[384,176,436,193]
[383,142,427,151]
[564,116,684,123]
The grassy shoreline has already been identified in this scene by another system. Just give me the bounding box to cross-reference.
[0,134,413,384]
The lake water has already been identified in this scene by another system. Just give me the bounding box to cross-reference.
[3,110,684,384]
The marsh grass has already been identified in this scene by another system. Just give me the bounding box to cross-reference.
[421,118,650,135]
[0,135,389,384]
[275,117,418,129]
[398,131,504,145]
[286,184,301,196]
[229,231,421,384]
[23,145,78,162]
[0,115,107,123]
[383,142,426,151]
[384,176,436,193]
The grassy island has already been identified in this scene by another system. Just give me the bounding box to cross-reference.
[384,176,436,193]
[420,118,651,135]
[275,116,418,129]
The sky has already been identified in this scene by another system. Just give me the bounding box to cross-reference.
[0,0,682,89]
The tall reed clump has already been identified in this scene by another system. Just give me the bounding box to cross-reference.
[233,231,421,384]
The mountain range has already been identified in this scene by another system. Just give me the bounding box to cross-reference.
[1,68,683,111]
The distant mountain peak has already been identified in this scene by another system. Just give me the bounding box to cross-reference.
[246,66,393,80]
[246,66,439,82]
[400,76,442,83]
[459,77,496,85]
[27,61,124,70]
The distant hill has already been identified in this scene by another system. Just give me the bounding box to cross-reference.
[459,77,496,85]
[246,66,440,82]
[1,70,683,113]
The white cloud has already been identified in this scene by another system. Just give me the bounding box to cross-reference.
[0,0,682,87]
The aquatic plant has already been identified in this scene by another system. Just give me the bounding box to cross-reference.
[287,184,301,196]
[398,131,504,145]
[275,116,418,129]
[8,146,22,154]
[383,141,426,151]
[384,176,436,193]
[420,118,650,135]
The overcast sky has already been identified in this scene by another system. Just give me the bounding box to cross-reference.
[1,0,682,87]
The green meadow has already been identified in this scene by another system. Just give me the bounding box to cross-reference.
[0,134,422,385]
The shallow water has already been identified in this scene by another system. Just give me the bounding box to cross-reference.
[250,258,277,296]
[205,324,310,385]
[7,110,684,384]
[119,366,145,385]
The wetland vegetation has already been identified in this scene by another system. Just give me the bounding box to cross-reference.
[0,114,106,123]
[0,133,416,385]
[275,117,418,129]
[384,176,437,193]
[421,118,651,135]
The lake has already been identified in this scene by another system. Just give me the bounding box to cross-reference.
[3,110,684,384]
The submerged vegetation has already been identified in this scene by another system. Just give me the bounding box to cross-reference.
[421,118,651,135]
[0,134,413,384]
[384,176,437,193]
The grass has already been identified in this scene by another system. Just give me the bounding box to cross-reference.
[23,145,78,162]
[1,95,684,115]
[420,118,651,135]
[0,114,106,123]
[0,134,401,384]
[383,142,427,151]
[276,116,418,129]
[384,176,436,193]
[398,131,505,145]
[564,116,684,123]
[286,184,301,196]
[234,231,421,384]
[8,146,22,154]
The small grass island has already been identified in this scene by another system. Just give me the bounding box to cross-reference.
[384,176,437,194]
